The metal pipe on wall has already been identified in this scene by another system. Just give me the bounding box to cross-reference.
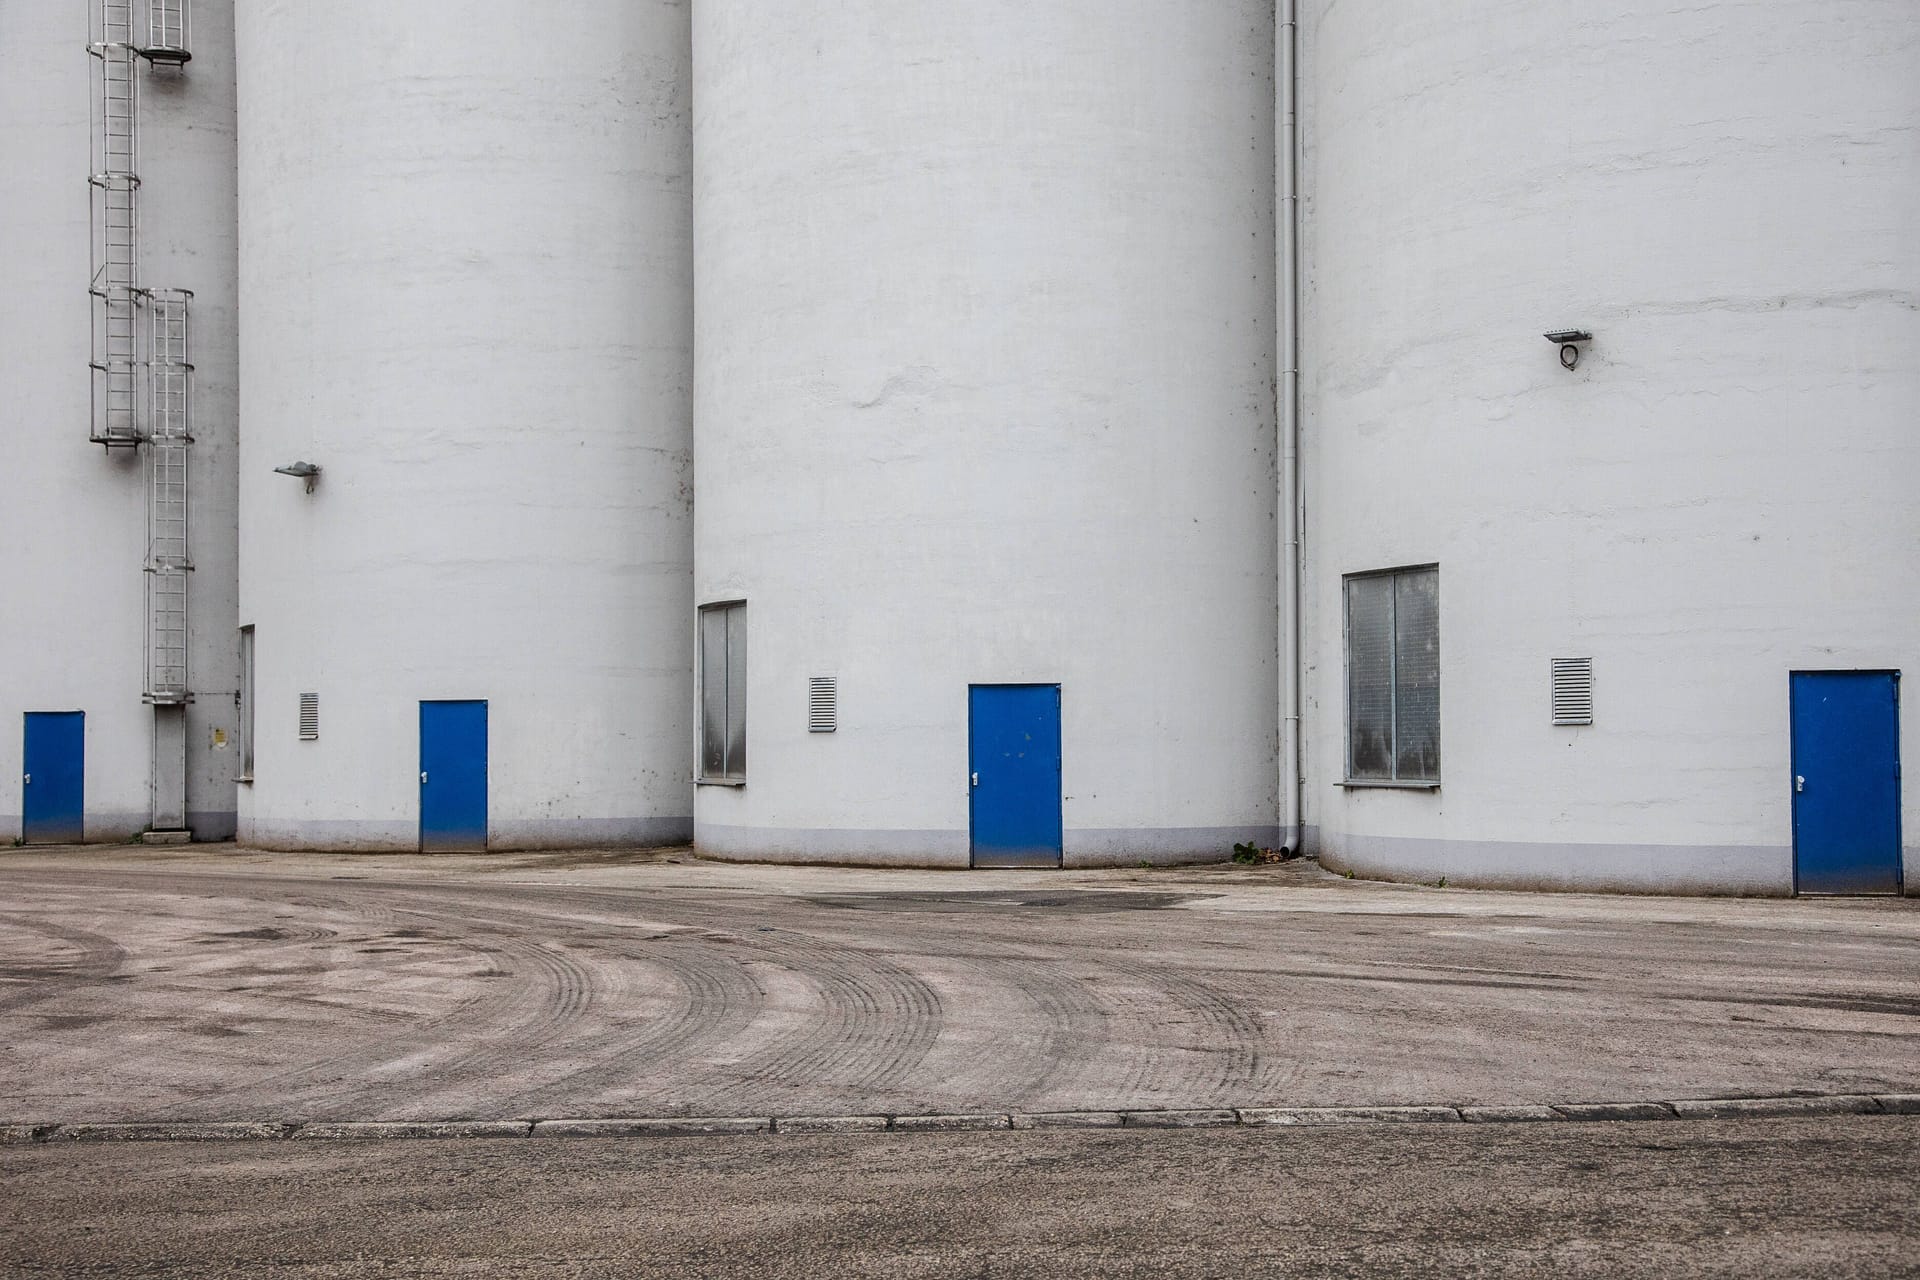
[1278,0,1303,851]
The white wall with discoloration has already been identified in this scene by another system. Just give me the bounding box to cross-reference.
[692,0,1280,866]
[1298,0,1920,893]
[0,1,240,843]
[8,0,1914,891]
[234,0,695,850]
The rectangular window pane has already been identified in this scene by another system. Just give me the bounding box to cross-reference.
[239,627,255,779]
[725,605,747,778]
[1393,569,1440,781]
[700,608,727,778]
[1346,574,1395,780]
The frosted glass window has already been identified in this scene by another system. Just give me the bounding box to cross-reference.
[238,626,255,780]
[699,602,746,781]
[1345,566,1439,783]
[725,604,747,778]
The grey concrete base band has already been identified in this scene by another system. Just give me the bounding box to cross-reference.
[2,811,147,845]
[695,824,1273,867]
[239,816,694,852]
[5,1094,1911,1145]
[1321,832,1798,896]
[187,810,238,842]
[4,811,235,844]
[696,825,968,866]
[1065,826,1281,867]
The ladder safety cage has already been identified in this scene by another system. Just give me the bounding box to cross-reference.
[88,0,195,701]
[142,283,194,703]
[140,0,191,65]
[88,0,144,447]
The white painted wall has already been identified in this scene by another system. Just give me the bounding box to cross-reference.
[1299,0,1920,893]
[235,0,694,850]
[145,3,242,839]
[0,1,239,843]
[693,0,1278,866]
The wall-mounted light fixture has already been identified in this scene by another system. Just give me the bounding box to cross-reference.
[273,461,322,494]
[1544,330,1593,371]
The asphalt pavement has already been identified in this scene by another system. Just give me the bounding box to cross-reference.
[0,845,1914,1123]
[2,845,1916,1276]
[3,1118,1915,1277]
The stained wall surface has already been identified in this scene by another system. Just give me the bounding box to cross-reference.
[693,1,1279,866]
[0,1,240,842]
[235,0,695,849]
[1297,0,1920,893]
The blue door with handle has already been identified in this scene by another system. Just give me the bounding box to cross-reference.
[969,685,1062,869]
[23,712,85,845]
[420,701,487,852]
[1790,671,1901,895]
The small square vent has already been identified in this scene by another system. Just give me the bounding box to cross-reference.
[1550,658,1594,726]
[298,692,319,740]
[808,677,837,733]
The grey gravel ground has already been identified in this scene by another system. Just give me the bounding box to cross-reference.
[0,845,1916,1123]
[2,1118,1916,1277]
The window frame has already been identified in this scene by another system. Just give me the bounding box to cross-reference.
[237,625,255,783]
[1341,563,1441,789]
[696,599,747,785]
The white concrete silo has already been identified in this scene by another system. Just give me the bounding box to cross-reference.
[1298,1,1920,893]
[692,1,1279,866]
[1,0,240,844]
[235,0,694,849]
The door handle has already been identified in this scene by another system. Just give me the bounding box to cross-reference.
[970,772,979,788]
[420,771,429,785]
[21,774,28,785]
[1795,775,1805,793]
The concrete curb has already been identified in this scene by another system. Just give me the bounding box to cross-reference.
[1459,1105,1563,1124]
[888,1114,1014,1133]
[1240,1105,1459,1126]
[4,1094,1912,1146]
[1551,1102,1677,1123]
[46,1123,294,1143]
[774,1115,890,1135]
[1010,1111,1125,1130]
[1122,1109,1239,1129]
[532,1117,771,1138]
[291,1121,532,1142]
[1669,1095,1880,1121]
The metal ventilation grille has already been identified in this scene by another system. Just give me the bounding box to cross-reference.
[1551,658,1594,726]
[808,677,837,733]
[298,692,319,740]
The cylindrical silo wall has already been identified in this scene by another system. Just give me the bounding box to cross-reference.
[236,1,694,849]
[1299,1,1920,893]
[0,1,240,843]
[144,3,243,840]
[693,2,1278,866]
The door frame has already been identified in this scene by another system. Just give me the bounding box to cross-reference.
[966,682,1064,870]
[1788,669,1902,897]
[22,711,86,846]
[418,699,489,853]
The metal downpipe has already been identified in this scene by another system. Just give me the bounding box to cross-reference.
[1279,0,1303,851]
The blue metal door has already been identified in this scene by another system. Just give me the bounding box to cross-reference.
[969,685,1062,869]
[1790,671,1901,895]
[23,712,85,845]
[420,701,488,852]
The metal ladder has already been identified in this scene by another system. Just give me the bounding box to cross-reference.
[88,0,142,448]
[88,0,196,704]
[146,290,193,704]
